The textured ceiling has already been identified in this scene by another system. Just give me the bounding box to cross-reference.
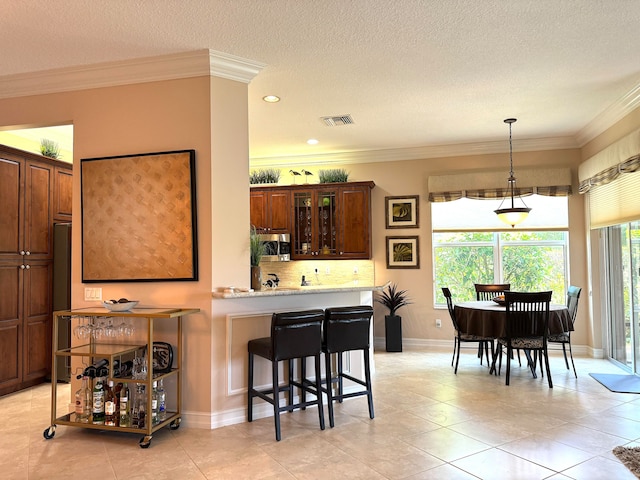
[2,1,640,163]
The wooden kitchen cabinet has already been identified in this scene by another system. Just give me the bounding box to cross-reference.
[0,145,72,396]
[291,181,374,260]
[250,181,374,260]
[250,188,291,233]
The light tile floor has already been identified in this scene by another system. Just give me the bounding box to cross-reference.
[2,347,639,479]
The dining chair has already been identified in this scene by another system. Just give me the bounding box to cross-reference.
[474,283,511,301]
[443,288,496,374]
[547,286,581,377]
[492,291,553,387]
[474,283,511,365]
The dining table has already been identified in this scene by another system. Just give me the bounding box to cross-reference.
[454,300,572,377]
[453,300,573,338]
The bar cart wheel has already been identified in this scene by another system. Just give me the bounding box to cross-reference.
[169,418,181,430]
[43,425,56,439]
[139,435,152,448]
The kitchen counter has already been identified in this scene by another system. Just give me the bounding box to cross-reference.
[212,282,388,299]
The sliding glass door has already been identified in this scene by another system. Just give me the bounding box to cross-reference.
[606,222,640,372]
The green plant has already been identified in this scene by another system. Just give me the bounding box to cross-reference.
[318,168,349,183]
[376,283,412,316]
[249,168,281,184]
[249,225,265,266]
[40,138,60,159]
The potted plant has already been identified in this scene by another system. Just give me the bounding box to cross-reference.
[318,168,349,183]
[376,283,412,352]
[249,225,265,290]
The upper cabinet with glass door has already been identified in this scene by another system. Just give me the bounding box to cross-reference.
[291,181,374,260]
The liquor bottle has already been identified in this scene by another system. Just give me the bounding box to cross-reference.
[104,380,117,426]
[132,384,146,429]
[75,375,91,423]
[157,378,166,421]
[119,383,130,427]
[151,381,159,425]
[92,377,105,424]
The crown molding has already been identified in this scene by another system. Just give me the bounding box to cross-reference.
[576,81,640,146]
[0,49,264,100]
[250,135,579,167]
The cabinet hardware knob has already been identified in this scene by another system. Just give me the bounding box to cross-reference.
[25,251,31,255]
[20,264,25,269]
[20,250,25,255]
[25,264,30,269]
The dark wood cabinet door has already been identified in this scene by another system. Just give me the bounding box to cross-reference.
[24,162,53,260]
[250,191,268,230]
[0,158,23,260]
[54,166,73,220]
[0,262,23,392]
[268,190,291,233]
[22,261,52,382]
[338,186,371,258]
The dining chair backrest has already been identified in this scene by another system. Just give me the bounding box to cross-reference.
[566,286,582,326]
[504,291,552,339]
[442,287,461,331]
[270,309,324,361]
[475,283,511,301]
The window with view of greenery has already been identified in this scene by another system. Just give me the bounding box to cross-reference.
[433,231,568,305]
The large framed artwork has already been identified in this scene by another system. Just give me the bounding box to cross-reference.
[81,150,198,282]
[385,195,419,228]
[385,235,420,269]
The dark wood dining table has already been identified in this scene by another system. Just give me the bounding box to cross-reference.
[453,300,572,338]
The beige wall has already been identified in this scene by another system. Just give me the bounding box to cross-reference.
[0,76,251,421]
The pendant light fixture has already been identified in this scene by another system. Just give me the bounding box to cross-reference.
[494,118,531,227]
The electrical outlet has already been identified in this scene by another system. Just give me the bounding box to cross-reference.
[353,266,359,274]
[325,266,331,274]
[435,318,442,328]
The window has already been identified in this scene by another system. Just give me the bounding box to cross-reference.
[432,196,569,305]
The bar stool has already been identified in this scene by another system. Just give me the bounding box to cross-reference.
[247,309,325,441]
[304,306,374,428]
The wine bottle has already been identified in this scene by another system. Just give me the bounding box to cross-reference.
[104,380,117,426]
[92,378,105,424]
[119,383,130,427]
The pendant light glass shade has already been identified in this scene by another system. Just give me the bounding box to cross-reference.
[494,118,531,227]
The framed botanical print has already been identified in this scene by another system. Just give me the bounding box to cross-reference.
[386,236,420,269]
[385,195,419,228]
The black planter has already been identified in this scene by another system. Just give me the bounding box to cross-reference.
[385,315,402,352]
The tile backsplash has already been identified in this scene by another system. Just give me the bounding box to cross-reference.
[258,259,374,288]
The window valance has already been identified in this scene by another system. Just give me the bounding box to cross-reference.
[428,167,572,202]
[578,128,640,194]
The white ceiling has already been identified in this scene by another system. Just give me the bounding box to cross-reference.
[3,1,640,164]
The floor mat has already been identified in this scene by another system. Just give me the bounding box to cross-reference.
[589,373,640,393]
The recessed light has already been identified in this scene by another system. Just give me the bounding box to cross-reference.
[262,95,280,103]
[307,139,319,145]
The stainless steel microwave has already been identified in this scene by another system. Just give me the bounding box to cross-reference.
[258,233,291,262]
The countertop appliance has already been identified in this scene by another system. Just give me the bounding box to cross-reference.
[258,233,290,262]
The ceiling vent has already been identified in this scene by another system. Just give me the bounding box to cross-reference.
[321,114,354,126]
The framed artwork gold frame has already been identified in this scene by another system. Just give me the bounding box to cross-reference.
[385,195,419,228]
[81,149,198,282]
[385,235,420,269]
